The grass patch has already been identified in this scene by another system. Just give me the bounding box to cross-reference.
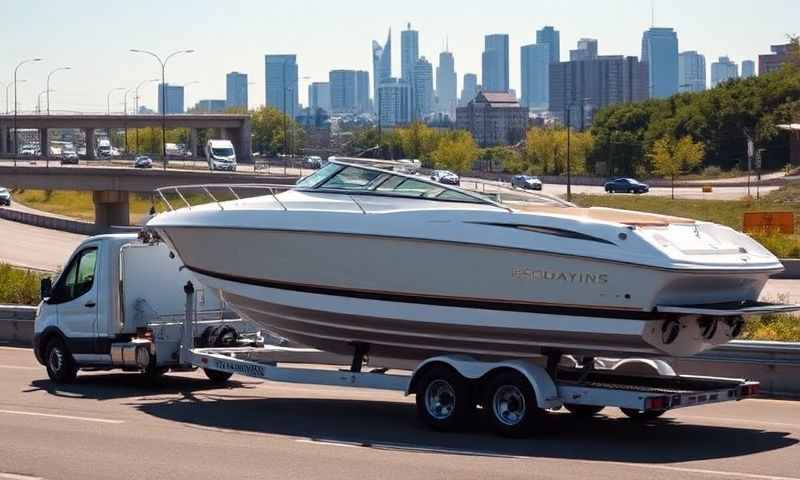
[11,189,162,224]
[742,314,800,342]
[0,264,43,305]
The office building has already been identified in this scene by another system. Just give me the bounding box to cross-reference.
[741,60,756,78]
[679,51,706,92]
[330,70,358,113]
[536,26,561,64]
[436,50,457,118]
[711,56,738,87]
[372,29,392,113]
[570,38,598,61]
[401,23,419,82]
[377,78,412,126]
[759,44,794,75]
[414,57,434,117]
[456,91,528,147]
[521,43,550,111]
[549,56,648,127]
[641,27,679,98]
[308,82,330,113]
[482,34,509,92]
[460,73,478,106]
[225,71,248,110]
[157,83,184,114]
[193,99,226,113]
[265,54,298,115]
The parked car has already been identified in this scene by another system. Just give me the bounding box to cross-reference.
[61,151,79,165]
[305,155,323,169]
[604,177,650,194]
[0,187,11,206]
[511,175,543,191]
[431,170,460,186]
[134,155,153,169]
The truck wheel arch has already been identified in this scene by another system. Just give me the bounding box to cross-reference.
[34,327,68,364]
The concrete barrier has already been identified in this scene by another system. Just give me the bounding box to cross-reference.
[0,305,36,345]
[0,207,97,235]
[774,259,800,279]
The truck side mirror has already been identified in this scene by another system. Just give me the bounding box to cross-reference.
[40,278,52,300]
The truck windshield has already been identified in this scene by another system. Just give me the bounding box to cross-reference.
[212,148,234,157]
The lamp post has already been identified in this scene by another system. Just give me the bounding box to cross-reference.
[106,87,125,115]
[5,80,24,115]
[130,48,195,170]
[37,89,53,114]
[133,78,159,155]
[46,66,71,115]
[181,81,199,160]
[565,106,572,202]
[13,58,43,163]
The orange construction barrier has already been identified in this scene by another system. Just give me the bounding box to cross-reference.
[743,212,795,234]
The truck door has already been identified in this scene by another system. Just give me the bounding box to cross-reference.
[49,246,100,354]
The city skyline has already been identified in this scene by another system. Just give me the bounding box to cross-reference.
[1,0,798,111]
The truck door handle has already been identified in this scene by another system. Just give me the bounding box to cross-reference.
[85,301,96,308]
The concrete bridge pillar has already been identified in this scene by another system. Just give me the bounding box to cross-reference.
[237,122,252,162]
[39,128,49,157]
[93,190,129,230]
[0,126,7,154]
[84,128,96,160]
[189,128,198,159]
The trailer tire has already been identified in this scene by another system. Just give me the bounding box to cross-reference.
[485,370,544,437]
[620,408,667,421]
[564,404,605,417]
[204,368,233,384]
[45,338,78,384]
[414,364,474,432]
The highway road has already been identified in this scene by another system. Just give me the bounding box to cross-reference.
[0,346,799,480]
[0,216,84,271]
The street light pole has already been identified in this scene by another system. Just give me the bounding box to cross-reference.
[106,87,125,115]
[46,66,71,115]
[133,78,159,155]
[566,106,572,202]
[130,48,195,170]
[37,90,53,114]
[13,58,43,164]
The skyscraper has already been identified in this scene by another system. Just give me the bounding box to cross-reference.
[460,73,478,105]
[225,71,248,110]
[329,70,356,113]
[401,23,419,82]
[711,56,738,87]
[678,51,706,92]
[436,50,457,118]
[414,56,434,117]
[520,43,550,111]
[265,54,298,115]
[641,27,679,98]
[157,83,184,114]
[536,26,561,64]
[356,70,371,113]
[378,78,412,126]
[308,82,330,112]
[481,34,509,92]
[741,60,756,78]
[372,29,392,113]
[570,38,598,61]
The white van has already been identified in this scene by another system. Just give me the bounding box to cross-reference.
[205,139,237,171]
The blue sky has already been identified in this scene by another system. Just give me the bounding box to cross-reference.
[1,0,797,112]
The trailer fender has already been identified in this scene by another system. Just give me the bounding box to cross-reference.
[612,358,676,377]
[408,355,561,409]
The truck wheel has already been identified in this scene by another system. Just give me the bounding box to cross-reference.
[414,365,474,432]
[620,408,667,421]
[45,338,78,384]
[204,368,233,384]
[564,404,605,418]
[485,371,544,437]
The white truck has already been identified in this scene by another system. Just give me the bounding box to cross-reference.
[205,139,237,171]
[97,139,112,158]
[33,234,258,383]
[33,233,764,437]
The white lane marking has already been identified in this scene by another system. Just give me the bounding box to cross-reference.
[0,409,124,424]
[0,347,32,351]
[0,473,44,480]
[678,414,800,430]
[0,366,42,370]
[297,438,800,480]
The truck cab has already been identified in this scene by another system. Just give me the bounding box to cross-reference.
[205,139,237,171]
[33,234,250,383]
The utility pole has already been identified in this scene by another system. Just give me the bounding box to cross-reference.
[566,106,572,202]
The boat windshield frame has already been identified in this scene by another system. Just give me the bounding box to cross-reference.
[294,160,513,210]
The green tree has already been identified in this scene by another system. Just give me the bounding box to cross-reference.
[397,122,440,163]
[431,130,478,174]
[251,106,304,156]
[649,136,705,199]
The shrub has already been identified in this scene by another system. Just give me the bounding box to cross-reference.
[0,264,42,305]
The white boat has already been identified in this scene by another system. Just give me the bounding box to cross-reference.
[146,159,797,362]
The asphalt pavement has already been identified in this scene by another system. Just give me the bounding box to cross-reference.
[0,346,799,480]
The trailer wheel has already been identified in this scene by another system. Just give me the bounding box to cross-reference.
[414,365,473,432]
[485,371,543,437]
[45,338,78,384]
[564,404,605,417]
[620,408,667,421]
[204,368,233,384]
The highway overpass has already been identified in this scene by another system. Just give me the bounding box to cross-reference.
[0,113,252,161]
[0,164,296,228]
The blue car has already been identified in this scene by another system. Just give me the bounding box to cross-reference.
[604,177,649,194]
